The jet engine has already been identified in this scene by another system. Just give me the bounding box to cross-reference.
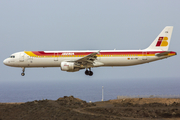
[60,62,79,72]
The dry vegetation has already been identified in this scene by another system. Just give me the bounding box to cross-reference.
[0,96,180,120]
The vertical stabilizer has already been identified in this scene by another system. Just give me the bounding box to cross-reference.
[146,26,173,51]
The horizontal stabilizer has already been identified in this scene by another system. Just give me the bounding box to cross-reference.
[155,51,171,57]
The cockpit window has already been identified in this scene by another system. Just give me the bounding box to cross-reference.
[10,55,15,58]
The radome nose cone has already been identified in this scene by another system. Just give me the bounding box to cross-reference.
[3,59,7,65]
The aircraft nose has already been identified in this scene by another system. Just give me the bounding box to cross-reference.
[3,59,8,65]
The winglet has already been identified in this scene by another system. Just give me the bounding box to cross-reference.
[97,50,100,54]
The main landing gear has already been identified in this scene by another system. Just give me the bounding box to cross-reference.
[21,67,25,76]
[85,68,93,76]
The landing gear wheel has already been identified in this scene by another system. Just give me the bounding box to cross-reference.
[89,71,93,76]
[85,69,93,76]
[21,73,25,76]
[21,67,25,76]
[85,70,90,75]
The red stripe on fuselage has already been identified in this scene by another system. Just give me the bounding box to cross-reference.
[31,51,176,56]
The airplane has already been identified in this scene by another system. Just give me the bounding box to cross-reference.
[3,26,177,76]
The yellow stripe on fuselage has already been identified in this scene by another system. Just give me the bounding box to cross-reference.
[168,53,176,56]
[24,51,158,58]
[24,51,38,57]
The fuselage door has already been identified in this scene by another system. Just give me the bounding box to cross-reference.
[19,53,24,62]
[54,53,58,61]
[142,51,147,60]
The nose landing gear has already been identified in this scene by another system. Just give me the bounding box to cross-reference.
[21,67,25,76]
[21,73,25,76]
[85,68,93,76]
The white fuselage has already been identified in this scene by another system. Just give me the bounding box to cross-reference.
[3,26,177,76]
[3,50,175,68]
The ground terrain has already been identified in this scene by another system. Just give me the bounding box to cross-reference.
[0,96,180,120]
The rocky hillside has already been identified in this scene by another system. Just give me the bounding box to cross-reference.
[0,96,180,120]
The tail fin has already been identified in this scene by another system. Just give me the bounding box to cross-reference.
[146,26,173,51]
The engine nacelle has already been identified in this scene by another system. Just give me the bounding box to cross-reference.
[61,62,75,71]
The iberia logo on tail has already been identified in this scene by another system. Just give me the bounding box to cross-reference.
[156,37,168,47]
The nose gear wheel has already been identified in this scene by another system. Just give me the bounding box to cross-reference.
[21,73,25,76]
[21,67,25,76]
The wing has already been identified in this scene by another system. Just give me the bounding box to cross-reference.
[75,50,100,63]
[73,51,101,68]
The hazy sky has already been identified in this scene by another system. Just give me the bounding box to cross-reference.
[0,0,180,82]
